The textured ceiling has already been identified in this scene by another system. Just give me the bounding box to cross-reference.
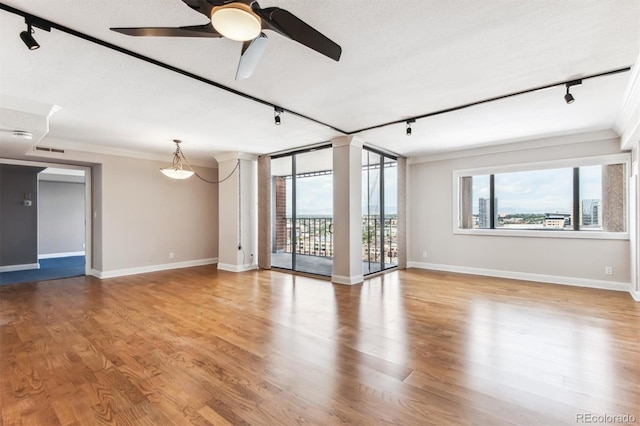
[0,0,638,164]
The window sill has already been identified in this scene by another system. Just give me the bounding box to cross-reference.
[453,228,629,240]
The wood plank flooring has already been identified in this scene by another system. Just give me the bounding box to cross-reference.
[1,266,639,425]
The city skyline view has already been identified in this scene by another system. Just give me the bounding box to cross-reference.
[472,165,602,214]
[283,168,399,216]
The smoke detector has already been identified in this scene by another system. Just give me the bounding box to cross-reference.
[12,130,33,139]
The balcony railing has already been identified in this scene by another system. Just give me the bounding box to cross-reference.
[276,216,398,265]
[285,217,334,257]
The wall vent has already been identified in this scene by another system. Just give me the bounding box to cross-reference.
[34,146,65,154]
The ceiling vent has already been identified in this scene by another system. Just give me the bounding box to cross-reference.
[34,146,65,154]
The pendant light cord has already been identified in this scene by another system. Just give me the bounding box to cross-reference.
[180,151,240,184]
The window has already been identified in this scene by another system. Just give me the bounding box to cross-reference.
[455,155,628,238]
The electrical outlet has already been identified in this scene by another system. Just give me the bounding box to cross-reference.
[605,266,613,275]
[422,251,427,258]
[169,252,175,259]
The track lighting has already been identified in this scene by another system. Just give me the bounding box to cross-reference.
[406,119,415,136]
[20,23,39,50]
[18,18,51,51]
[274,106,283,125]
[564,79,582,104]
[564,89,574,104]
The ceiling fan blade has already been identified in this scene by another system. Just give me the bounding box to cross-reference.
[236,33,268,80]
[110,24,222,38]
[256,7,342,61]
[180,0,213,16]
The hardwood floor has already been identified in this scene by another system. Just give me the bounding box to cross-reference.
[1,266,639,425]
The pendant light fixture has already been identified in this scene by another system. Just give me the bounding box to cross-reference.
[160,139,240,183]
[160,140,194,179]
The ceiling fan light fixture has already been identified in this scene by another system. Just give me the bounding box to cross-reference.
[211,4,261,42]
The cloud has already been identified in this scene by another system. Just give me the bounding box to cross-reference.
[472,166,602,214]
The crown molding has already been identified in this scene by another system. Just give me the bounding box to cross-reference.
[30,137,218,168]
[616,54,640,150]
[407,129,620,165]
[214,152,258,163]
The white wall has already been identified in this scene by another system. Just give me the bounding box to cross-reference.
[407,134,630,289]
[38,180,85,256]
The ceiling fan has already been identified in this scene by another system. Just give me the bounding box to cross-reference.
[110,0,342,80]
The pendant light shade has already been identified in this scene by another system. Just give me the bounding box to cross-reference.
[160,167,194,179]
[160,140,194,180]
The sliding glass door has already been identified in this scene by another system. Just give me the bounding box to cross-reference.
[362,148,398,275]
[270,146,333,276]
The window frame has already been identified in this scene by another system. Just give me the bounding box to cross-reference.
[452,153,630,240]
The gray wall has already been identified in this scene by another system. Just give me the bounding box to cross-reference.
[98,155,218,273]
[0,164,44,267]
[38,180,85,256]
[407,135,631,285]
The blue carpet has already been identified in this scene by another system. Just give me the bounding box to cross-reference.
[0,256,85,286]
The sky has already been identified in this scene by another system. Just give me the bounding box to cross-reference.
[472,165,602,214]
[277,162,603,217]
[284,166,398,216]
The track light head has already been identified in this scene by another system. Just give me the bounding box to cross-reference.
[274,106,283,125]
[564,79,582,105]
[564,92,575,104]
[20,24,39,50]
[406,119,415,136]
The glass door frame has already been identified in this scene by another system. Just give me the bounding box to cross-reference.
[363,145,398,275]
[270,144,333,275]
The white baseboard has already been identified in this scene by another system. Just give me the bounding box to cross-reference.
[332,274,364,285]
[91,258,218,279]
[0,263,40,273]
[407,261,630,293]
[217,263,258,273]
[39,251,85,259]
[630,287,640,302]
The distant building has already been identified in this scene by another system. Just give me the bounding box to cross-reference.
[544,213,571,229]
[478,197,498,228]
[581,199,601,227]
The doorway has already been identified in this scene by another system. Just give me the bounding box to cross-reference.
[270,146,334,276]
[0,160,91,285]
[362,148,398,275]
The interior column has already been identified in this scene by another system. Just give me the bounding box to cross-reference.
[257,155,271,269]
[332,136,364,285]
[215,152,258,272]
